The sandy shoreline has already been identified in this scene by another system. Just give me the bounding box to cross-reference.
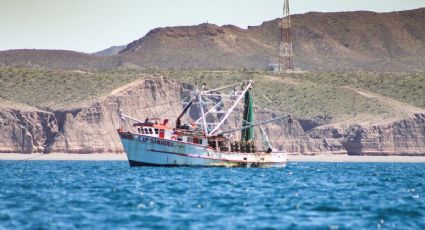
[1,153,425,163]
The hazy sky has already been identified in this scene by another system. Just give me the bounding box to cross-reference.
[1,0,424,53]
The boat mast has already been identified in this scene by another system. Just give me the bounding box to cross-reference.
[194,82,243,124]
[241,89,255,142]
[197,85,209,136]
[176,100,193,129]
[207,80,254,136]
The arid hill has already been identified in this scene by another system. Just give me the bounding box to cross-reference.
[92,45,126,57]
[119,8,425,71]
[0,49,118,70]
[1,8,424,71]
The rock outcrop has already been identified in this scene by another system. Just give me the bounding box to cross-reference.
[47,77,185,153]
[343,114,425,155]
[1,76,425,155]
[0,104,57,153]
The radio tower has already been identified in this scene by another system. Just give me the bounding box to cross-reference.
[279,0,294,72]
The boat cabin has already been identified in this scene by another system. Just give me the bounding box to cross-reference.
[133,118,173,139]
[133,118,209,146]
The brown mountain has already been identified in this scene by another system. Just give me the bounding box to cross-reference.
[118,8,425,71]
[1,8,424,71]
[92,45,126,57]
[0,49,118,70]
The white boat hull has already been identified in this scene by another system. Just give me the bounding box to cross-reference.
[119,133,287,168]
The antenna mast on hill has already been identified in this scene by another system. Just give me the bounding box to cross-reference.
[279,0,294,72]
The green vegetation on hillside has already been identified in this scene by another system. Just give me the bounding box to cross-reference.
[1,67,424,122]
[0,67,143,110]
[290,72,425,109]
[153,70,425,120]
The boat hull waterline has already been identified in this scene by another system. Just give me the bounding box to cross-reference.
[120,133,287,168]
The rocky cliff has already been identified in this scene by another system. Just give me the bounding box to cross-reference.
[0,101,57,153]
[1,76,424,155]
[47,77,185,153]
[343,114,425,155]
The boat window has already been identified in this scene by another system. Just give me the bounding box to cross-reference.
[187,137,193,143]
[198,139,203,144]
[154,128,159,134]
[208,140,216,148]
[137,128,141,133]
[177,136,183,141]
[149,128,153,134]
[144,128,148,134]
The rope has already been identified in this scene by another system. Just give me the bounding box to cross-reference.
[137,99,183,110]
[19,153,48,161]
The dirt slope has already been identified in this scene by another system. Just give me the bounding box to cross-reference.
[118,8,425,71]
[92,46,126,57]
[1,8,424,71]
[0,49,118,70]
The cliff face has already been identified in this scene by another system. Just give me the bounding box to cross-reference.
[1,76,424,155]
[343,114,425,155]
[0,105,57,153]
[47,77,185,153]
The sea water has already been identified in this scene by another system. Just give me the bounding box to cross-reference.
[0,161,424,229]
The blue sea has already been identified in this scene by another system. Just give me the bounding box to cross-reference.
[0,161,424,229]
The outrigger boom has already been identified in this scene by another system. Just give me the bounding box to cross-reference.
[215,114,292,136]
[207,80,254,136]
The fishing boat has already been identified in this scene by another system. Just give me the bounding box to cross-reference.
[117,80,291,167]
